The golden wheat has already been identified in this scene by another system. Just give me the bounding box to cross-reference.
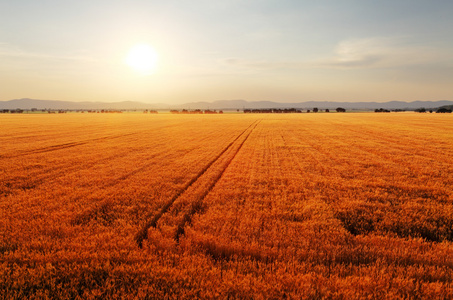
[1,112,453,299]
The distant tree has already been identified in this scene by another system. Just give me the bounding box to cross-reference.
[336,107,346,112]
[436,105,453,113]
[325,109,330,113]
[313,107,319,113]
[414,108,426,113]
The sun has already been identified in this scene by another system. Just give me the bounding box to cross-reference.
[125,44,159,75]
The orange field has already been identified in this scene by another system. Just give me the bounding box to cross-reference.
[1,113,453,299]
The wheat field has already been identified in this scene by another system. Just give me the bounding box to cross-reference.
[1,112,453,299]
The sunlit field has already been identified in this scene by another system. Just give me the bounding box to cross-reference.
[1,113,453,299]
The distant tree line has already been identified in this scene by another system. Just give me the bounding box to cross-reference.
[243,107,346,113]
[375,108,391,113]
[170,109,223,114]
[436,107,452,113]
[415,107,452,113]
[0,109,127,114]
[244,108,302,113]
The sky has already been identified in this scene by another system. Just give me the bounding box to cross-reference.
[1,0,452,104]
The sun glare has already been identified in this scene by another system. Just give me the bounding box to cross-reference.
[125,44,159,75]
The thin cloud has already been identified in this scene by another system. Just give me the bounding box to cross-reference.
[224,37,453,72]
[0,44,97,63]
[316,37,452,69]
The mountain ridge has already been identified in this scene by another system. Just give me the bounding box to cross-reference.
[1,98,453,110]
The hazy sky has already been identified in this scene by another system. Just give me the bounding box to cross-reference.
[1,0,452,104]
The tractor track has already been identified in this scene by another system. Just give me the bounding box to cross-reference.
[1,123,230,198]
[1,132,139,159]
[173,120,260,242]
[135,119,261,248]
[1,122,190,159]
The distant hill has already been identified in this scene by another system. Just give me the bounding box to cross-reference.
[1,98,453,111]
[179,100,453,110]
[0,98,168,110]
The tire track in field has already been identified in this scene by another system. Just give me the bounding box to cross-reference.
[0,150,130,197]
[99,128,240,189]
[173,120,260,242]
[69,128,251,226]
[1,124,227,197]
[1,132,139,158]
[1,122,190,159]
[0,138,166,197]
[135,120,261,248]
